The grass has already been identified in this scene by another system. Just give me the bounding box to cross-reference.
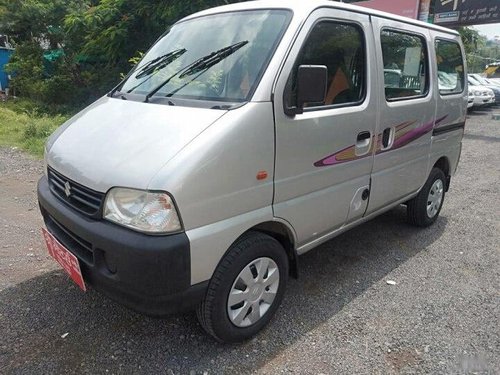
[0,98,72,158]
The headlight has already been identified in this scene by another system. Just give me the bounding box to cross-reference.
[104,188,181,234]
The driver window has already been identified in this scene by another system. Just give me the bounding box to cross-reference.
[286,21,366,109]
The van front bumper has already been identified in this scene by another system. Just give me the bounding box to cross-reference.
[37,176,207,316]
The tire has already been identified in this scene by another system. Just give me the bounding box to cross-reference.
[197,231,289,343]
[407,167,446,227]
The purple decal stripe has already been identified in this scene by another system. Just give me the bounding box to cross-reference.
[395,120,418,134]
[314,115,449,168]
[313,142,370,167]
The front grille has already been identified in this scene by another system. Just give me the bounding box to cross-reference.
[44,213,94,265]
[48,168,104,216]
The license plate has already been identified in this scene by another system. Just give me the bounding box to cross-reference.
[42,228,86,292]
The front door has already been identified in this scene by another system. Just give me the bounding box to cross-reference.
[272,8,377,248]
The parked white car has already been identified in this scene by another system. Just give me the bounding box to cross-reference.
[467,89,474,110]
[472,87,495,107]
[468,78,495,107]
[482,77,500,87]
[469,74,500,104]
[488,78,500,86]
[470,74,500,87]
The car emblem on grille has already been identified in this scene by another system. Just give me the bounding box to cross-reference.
[64,181,72,198]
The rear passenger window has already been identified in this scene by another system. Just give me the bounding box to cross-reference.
[435,39,464,94]
[381,30,428,100]
[286,21,365,109]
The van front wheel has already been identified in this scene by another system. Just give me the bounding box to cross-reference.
[407,168,446,227]
[197,232,288,343]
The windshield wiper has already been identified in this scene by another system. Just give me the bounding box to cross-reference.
[120,49,187,94]
[145,40,249,102]
[178,40,248,79]
[135,49,187,79]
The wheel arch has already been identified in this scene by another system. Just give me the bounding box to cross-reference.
[432,156,451,191]
[249,220,299,279]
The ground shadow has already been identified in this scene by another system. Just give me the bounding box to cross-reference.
[0,206,448,374]
[467,104,499,117]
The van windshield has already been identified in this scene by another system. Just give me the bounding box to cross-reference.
[117,10,291,105]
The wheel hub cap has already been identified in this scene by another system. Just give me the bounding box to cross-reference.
[227,257,280,328]
[427,179,444,218]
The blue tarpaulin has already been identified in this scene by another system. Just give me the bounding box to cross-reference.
[0,47,14,90]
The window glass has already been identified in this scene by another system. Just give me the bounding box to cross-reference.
[381,30,428,100]
[435,39,464,94]
[119,10,291,103]
[286,21,365,109]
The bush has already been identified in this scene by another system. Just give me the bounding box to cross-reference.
[0,99,70,156]
[6,42,106,110]
[22,114,67,156]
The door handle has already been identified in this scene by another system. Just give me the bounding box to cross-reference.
[356,131,371,147]
[355,131,372,156]
[381,127,394,150]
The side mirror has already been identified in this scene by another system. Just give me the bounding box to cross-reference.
[296,65,328,114]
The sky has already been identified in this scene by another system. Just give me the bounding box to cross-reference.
[473,24,500,41]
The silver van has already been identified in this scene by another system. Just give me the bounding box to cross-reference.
[38,0,467,342]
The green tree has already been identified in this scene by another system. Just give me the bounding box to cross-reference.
[0,0,89,108]
[457,27,488,73]
[65,0,245,68]
[0,0,245,109]
[0,0,83,47]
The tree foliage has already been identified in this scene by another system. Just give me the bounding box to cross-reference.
[0,0,243,109]
[457,27,489,73]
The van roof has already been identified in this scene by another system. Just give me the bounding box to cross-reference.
[181,0,459,36]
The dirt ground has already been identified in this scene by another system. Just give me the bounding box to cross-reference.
[0,148,55,291]
[0,108,499,374]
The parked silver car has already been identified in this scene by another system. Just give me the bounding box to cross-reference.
[38,0,467,342]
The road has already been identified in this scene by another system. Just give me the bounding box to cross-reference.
[1,107,499,374]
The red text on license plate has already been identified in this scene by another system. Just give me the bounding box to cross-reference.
[42,228,86,292]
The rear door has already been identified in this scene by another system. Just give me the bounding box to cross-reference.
[272,8,377,248]
[431,32,467,175]
[433,34,467,134]
[366,18,437,214]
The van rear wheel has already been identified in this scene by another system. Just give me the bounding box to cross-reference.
[196,232,288,343]
[407,167,446,227]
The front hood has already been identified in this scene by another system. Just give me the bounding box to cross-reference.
[47,97,227,192]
